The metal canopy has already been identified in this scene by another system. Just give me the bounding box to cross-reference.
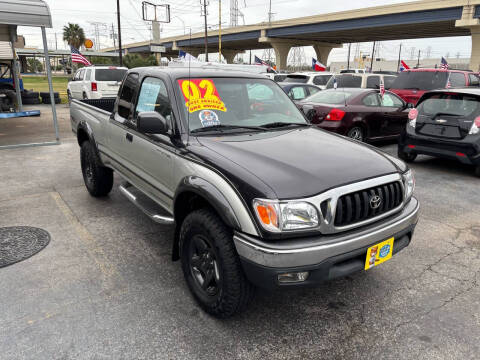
[0,0,58,150]
[0,0,52,28]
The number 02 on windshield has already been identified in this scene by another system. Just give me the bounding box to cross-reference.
[178,79,227,113]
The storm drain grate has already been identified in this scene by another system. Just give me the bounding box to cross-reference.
[0,226,50,268]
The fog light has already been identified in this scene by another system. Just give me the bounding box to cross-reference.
[277,271,309,283]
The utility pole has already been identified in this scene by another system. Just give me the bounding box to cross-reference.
[201,0,209,61]
[111,23,117,50]
[417,49,421,68]
[116,0,123,66]
[370,41,376,72]
[397,43,402,72]
[347,43,351,70]
[219,0,222,62]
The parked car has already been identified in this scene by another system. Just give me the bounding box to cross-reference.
[325,73,397,90]
[70,67,419,318]
[282,72,334,89]
[398,88,480,176]
[67,65,128,101]
[340,68,366,74]
[389,69,479,105]
[278,82,321,101]
[297,88,410,142]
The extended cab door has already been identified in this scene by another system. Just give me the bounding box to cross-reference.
[127,76,175,207]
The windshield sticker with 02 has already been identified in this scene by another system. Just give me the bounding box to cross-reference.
[199,110,220,127]
[178,79,227,113]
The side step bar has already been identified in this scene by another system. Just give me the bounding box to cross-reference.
[119,183,175,225]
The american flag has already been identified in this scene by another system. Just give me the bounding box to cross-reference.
[379,77,385,99]
[440,57,449,70]
[70,46,91,66]
[254,55,269,66]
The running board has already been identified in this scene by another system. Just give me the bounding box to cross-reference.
[119,183,174,225]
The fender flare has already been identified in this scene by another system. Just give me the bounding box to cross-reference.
[174,176,242,230]
[171,176,247,261]
[76,121,104,164]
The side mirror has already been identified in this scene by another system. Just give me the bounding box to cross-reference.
[406,102,414,109]
[137,112,169,135]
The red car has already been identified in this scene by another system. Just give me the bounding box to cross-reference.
[389,68,479,105]
[297,88,410,142]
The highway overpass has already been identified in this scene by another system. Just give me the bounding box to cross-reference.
[103,0,480,71]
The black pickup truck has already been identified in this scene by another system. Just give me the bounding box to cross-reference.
[70,66,419,318]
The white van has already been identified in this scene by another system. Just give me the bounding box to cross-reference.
[68,66,128,101]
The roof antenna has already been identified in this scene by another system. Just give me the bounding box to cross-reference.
[186,28,192,147]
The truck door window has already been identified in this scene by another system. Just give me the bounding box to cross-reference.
[449,72,466,87]
[135,77,172,123]
[117,73,139,121]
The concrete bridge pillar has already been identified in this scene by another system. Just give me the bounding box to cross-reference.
[313,44,335,66]
[456,5,480,71]
[271,43,292,71]
[221,49,238,63]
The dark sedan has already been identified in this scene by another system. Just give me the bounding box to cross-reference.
[278,83,321,101]
[398,88,480,177]
[297,88,411,142]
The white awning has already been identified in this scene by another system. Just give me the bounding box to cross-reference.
[0,0,52,28]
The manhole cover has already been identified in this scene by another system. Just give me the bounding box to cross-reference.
[0,226,50,268]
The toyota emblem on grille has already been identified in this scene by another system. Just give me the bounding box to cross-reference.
[369,195,382,209]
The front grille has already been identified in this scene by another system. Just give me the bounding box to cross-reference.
[334,181,403,227]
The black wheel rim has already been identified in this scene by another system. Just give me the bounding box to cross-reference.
[188,235,221,297]
[84,161,94,186]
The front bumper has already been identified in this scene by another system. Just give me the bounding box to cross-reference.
[234,197,419,288]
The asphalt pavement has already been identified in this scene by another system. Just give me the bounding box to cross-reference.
[0,126,478,359]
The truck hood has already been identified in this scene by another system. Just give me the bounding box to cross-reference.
[193,126,402,200]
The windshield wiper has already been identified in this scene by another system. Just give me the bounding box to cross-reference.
[190,124,266,134]
[259,122,310,128]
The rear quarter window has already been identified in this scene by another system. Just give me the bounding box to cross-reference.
[366,76,380,89]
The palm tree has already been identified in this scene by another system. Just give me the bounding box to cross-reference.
[63,23,85,49]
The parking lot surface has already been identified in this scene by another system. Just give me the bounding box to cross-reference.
[0,131,479,359]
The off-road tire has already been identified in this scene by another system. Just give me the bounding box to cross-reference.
[21,97,41,105]
[80,141,113,197]
[180,209,255,318]
[398,147,417,163]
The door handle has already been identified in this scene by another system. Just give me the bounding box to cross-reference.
[126,133,133,142]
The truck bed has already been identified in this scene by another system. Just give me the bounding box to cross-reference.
[70,98,114,144]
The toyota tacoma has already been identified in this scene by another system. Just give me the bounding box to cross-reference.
[70,67,419,318]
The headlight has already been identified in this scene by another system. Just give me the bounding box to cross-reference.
[402,170,415,203]
[253,199,319,232]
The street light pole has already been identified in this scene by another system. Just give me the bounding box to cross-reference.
[116,0,123,66]
[219,0,222,62]
[202,0,209,61]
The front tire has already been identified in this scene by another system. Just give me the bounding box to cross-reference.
[80,141,113,197]
[180,209,254,318]
[398,147,417,163]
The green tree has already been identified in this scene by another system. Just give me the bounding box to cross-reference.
[62,23,86,49]
[26,58,43,73]
[123,54,158,69]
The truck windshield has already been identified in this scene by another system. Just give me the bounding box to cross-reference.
[391,71,448,90]
[176,77,307,132]
[95,69,127,82]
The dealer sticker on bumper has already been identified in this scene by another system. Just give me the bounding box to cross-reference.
[365,237,394,270]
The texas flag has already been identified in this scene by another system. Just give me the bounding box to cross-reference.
[312,58,326,71]
[400,60,410,72]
